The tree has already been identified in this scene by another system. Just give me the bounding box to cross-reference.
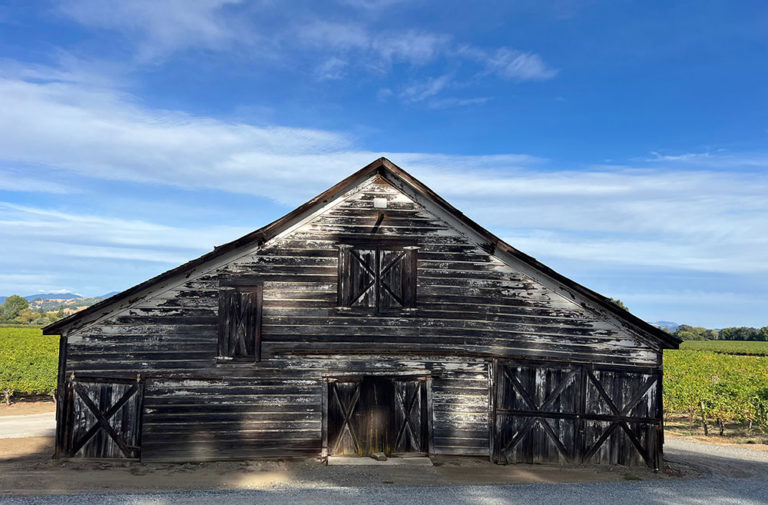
[719,327,759,341]
[674,325,718,341]
[609,298,629,311]
[2,295,28,322]
[13,308,35,325]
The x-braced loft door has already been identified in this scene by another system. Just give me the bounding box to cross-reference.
[493,361,662,468]
[326,377,429,457]
[59,376,144,459]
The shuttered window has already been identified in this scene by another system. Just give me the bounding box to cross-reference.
[218,286,262,361]
[337,245,417,313]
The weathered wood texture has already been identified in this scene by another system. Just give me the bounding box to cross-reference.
[138,357,488,461]
[59,175,662,464]
[493,360,661,468]
[60,377,143,459]
[65,176,658,375]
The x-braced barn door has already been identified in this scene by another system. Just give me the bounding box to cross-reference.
[494,362,580,465]
[493,361,661,468]
[326,377,428,457]
[60,376,144,459]
[393,379,428,455]
[581,368,662,467]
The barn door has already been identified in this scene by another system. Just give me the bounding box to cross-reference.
[62,377,143,459]
[493,361,579,464]
[493,361,662,468]
[392,379,428,455]
[326,377,428,457]
[582,368,661,467]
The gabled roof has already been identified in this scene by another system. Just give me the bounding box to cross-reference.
[44,157,680,349]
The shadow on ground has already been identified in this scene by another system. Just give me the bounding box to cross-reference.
[2,436,767,497]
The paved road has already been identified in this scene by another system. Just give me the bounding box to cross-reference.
[1,477,766,505]
[0,414,55,439]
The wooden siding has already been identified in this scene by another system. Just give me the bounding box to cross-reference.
[138,357,488,461]
[60,175,661,462]
[65,176,658,375]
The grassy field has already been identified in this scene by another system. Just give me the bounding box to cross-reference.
[0,327,58,402]
[679,340,768,356]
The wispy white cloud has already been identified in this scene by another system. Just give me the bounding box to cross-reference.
[0,168,74,194]
[428,96,491,109]
[459,46,559,80]
[1,67,767,280]
[54,0,556,105]
[56,0,249,62]
[399,74,454,103]
[299,21,450,71]
[314,57,349,81]
[337,0,411,10]
[0,202,247,264]
[645,150,768,168]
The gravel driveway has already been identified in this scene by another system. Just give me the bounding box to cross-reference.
[1,476,766,505]
[0,414,55,439]
[1,437,767,504]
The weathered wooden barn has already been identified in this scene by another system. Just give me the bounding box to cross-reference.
[44,158,679,468]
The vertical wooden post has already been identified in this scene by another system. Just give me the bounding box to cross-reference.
[488,359,497,463]
[321,379,329,460]
[654,368,663,471]
[574,364,587,464]
[54,334,69,458]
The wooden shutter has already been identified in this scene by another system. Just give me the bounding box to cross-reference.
[338,245,417,312]
[218,286,262,361]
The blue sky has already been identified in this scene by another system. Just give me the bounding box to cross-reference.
[1,0,767,328]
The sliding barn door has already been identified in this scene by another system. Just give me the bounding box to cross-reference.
[61,377,143,459]
[493,362,580,465]
[581,368,661,467]
[493,361,662,468]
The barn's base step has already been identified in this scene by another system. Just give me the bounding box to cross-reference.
[327,456,433,466]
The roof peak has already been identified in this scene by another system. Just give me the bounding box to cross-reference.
[44,157,679,349]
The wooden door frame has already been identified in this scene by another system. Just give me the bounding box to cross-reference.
[321,373,433,459]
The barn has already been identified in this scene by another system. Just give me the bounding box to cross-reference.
[43,158,679,468]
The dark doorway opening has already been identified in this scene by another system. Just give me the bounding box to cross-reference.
[326,376,429,457]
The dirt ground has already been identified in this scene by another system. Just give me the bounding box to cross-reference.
[665,415,768,452]
[0,401,55,417]
[0,435,684,497]
[2,403,766,497]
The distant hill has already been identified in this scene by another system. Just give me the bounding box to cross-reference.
[24,292,82,302]
[0,292,81,304]
[0,292,109,314]
[651,321,679,332]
